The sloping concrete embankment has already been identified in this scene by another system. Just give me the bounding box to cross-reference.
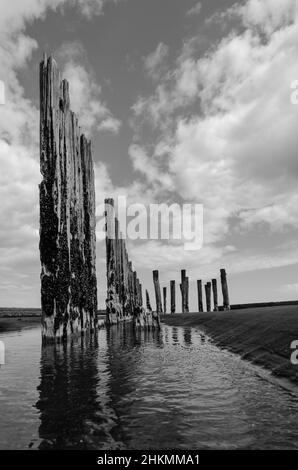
[163,305,298,384]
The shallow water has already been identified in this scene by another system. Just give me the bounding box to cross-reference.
[0,323,298,450]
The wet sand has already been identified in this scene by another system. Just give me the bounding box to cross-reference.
[0,308,41,333]
[162,305,298,384]
[0,316,41,333]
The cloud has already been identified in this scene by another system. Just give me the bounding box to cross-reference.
[0,0,122,33]
[281,283,298,293]
[144,42,169,80]
[131,0,298,276]
[61,52,121,135]
[0,0,122,306]
[186,2,202,18]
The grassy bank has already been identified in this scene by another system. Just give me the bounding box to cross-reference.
[162,305,298,384]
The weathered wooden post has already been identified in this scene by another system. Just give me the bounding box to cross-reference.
[121,240,128,317]
[212,279,219,311]
[220,268,230,310]
[133,271,138,307]
[197,280,203,312]
[180,270,189,313]
[153,270,162,314]
[139,283,143,307]
[128,261,134,315]
[185,276,189,313]
[105,198,116,323]
[40,55,97,341]
[114,218,120,303]
[146,289,152,312]
[170,280,176,314]
[205,282,211,312]
[163,287,167,315]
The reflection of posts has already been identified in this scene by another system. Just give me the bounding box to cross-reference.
[36,335,100,449]
[220,269,230,311]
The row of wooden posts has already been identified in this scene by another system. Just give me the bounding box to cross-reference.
[151,268,230,314]
[105,198,145,323]
[105,198,230,323]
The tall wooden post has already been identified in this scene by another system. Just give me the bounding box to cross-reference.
[163,287,167,315]
[181,270,187,313]
[220,269,230,310]
[212,279,219,311]
[170,280,176,314]
[128,261,133,315]
[146,289,152,312]
[205,282,211,312]
[105,199,117,323]
[139,283,143,307]
[133,271,138,307]
[40,55,97,341]
[197,280,203,312]
[185,277,189,313]
[153,270,162,314]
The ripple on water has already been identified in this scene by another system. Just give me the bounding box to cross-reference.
[0,323,298,449]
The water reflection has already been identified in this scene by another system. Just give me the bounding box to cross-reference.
[1,323,296,450]
[36,334,103,449]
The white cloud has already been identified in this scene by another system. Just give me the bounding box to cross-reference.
[0,0,122,306]
[131,0,298,277]
[62,58,121,135]
[144,42,169,80]
[186,2,202,18]
[281,283,298,293]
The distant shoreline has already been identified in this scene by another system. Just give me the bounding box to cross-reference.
[162,305,298,385]
[0,301,297,318]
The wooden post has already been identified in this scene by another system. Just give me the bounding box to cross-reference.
[146,289,152,312]
[170,280,176,314]
[40,55,97,340]
[185,277,189,313]
[139,283,143,307]
[220,269,230,310]
[212,279,219,311]
[205,282,211,312]
[153,270,162,314]
[115,218,120,301]
[181,270,186,313]
[105,199,117,324]
[133,271,138,307]
[197,280,203,312]
[128,261,133,315]
[163,287,167,315]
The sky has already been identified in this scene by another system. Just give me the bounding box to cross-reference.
[1,0,298,310]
